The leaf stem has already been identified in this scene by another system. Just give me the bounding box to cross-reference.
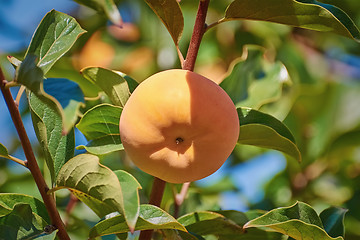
[183,0,211,71]
[139,177,167,240]
[8,155,27,167]
[0,67,70,240]
[205,17,226,32]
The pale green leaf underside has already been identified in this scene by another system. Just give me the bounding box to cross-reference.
[238,107,301,162]
[54,154,126,224]
[25,9,86,74]
[145,0,184,45]
[224,0,360,42]
[244,201,343,240]
[89,204,187,238]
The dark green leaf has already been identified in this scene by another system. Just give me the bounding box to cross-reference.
[244,201,343,240]
[224,0,360,42]
[0,194,49,223]
[28,92,75,183]
[81,67,135,107]
[114,170,142,232]
[0,204,48,240]
[145,0,184,45]
[238,107,301,162]
[178,211,243,236]
[53,154,127,223]
[320,206,348,238]
[89,204,187,238]
[25,9,86,74]
[76,103,123,155]
[73,0,123,26]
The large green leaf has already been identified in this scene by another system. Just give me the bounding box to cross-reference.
[244,202,343,240]
[25,9,86,74]
[28,92,75,183]
[0,204,48,240]
[220,46,292,110]
[114,170,142,232]
[89,204,187,238]
[81,67,136,107]
[53,154,129,224]
[238,107,301,162]
[320,207,348,238]
[76,103,123,155]
[178,211,244,236]
[0,194,49,224]
[73,0,123,26]
[223,0,360,42]
[145,0,184,45]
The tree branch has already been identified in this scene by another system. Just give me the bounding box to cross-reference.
[183,0,211,71]
[0,67,70,240]
[139,177,167,240]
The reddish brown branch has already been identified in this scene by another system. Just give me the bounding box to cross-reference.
[183,0,210,71]
[0,67,70,240]
[139,177,167,240]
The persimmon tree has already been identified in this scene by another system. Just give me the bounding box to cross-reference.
[0,0,360,240]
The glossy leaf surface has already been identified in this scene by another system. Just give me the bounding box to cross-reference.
[244,202,343,240]
[320,206,348,238]
[238,107,301,162]
[224,0,360,42]
[76,103,123,155]
[25,9,86,74]
[89,204,186,238]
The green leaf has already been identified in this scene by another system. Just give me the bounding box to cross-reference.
[244,202,343,240]
[220,46,292,109]
[53,154,127,222]
[178,211,243,236]
[0,143,21,164]
[320,207,348,238]
[25,9,86,74]
[113,170,142,232]
[145,0,184,45]
[15,55,44,95]
[0,194,50,224]
[43,78,85,133]
[73,0,123,26]
[76,103,123,155]
[28,92,75,183]
[81,67,136,107]
[238,107,301,162]
[224,0,360,42]
[0,204,48,240]
[89,204,187,238]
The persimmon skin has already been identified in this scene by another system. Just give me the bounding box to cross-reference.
[119,69,239,183]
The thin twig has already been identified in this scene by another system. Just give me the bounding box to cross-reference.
[183,0,211,71]
[173,182,190,218]
[139,177,167,240]
[15,86,26,107]
[0,67,70,240]
[8,155,27,167]
[205,18,225,32]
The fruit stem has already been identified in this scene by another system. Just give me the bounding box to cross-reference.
[183,0,210,71]
[139,177,167,240]
[0,67,70,240]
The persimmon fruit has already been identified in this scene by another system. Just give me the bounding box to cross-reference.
[119,69,239,183]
